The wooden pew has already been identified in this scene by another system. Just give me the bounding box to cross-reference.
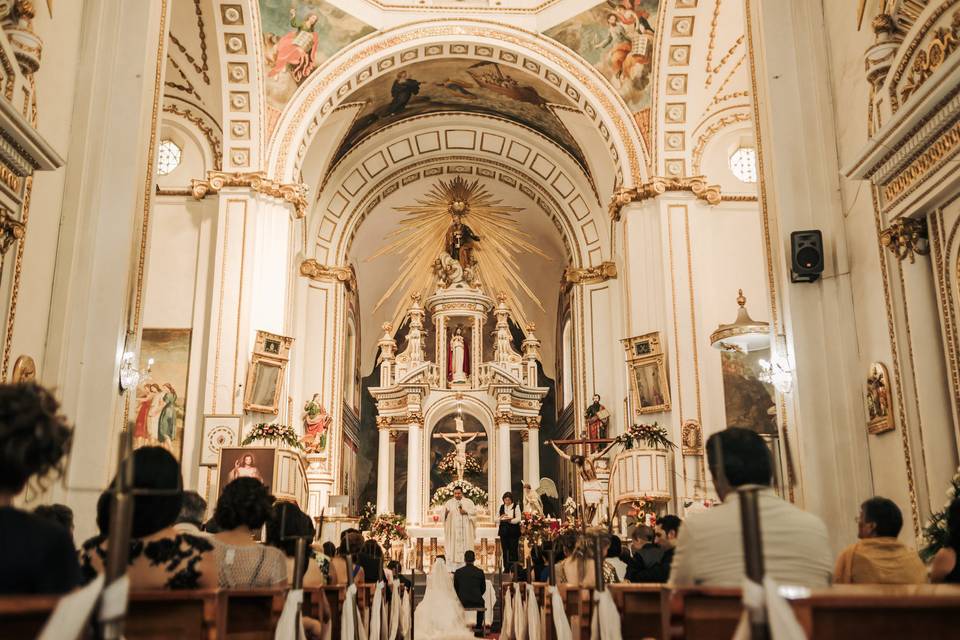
[0,594,62,640]
[221,587,286,640]
[125,589,221,640]
[608,584,666,640]
[304,585,344,637]
[663,587,741,640]
[791,584,960,639]
[558,585,594,640]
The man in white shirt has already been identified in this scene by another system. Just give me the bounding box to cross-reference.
[669,428,832,588]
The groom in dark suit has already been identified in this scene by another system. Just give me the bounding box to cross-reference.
[453,550,486,637]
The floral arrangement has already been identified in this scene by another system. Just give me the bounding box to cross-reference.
[430,479,488,508]
[370,512,409,546]
[615,422,675,450]
[359,501,376,532]
[241,422,303,450]
[519,512,562,548]
[436,451,482,479]
[921,468,960,561]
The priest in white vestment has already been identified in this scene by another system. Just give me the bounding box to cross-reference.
[443,486,477,571]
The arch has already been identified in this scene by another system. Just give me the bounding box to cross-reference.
[267,19,650,187]
[423,393,497,518]
[311,113,607,269]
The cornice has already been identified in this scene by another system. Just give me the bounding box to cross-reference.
[191,170,308,218]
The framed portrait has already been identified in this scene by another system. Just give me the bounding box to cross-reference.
[622,332,671,415]
[135,328,192,460]
[243,330,294,415]
[866,362,894,434]
[218,446,276,494]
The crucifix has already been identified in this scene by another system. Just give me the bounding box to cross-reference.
[547,437,619,525]
[433,414,487,482]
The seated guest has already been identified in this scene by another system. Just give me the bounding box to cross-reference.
[34,503,76,543]
[265,502,325,587]
[556,529,619,586]
[0,383,79,594]
[454,550,486,636]
[358,538,385,582]
[212,477,286,587]
[329,529,364,585]
[931,498,960,583]
[387,559,412,589]
[653,515,681,580]
[626,525,664,582]
[81,447,217,589]
[834,497,925,584]
[174,491,209,536]
[669,427,832,588]
[605,535,627,581]
[79,491,111,551]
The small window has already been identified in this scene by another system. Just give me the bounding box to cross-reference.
[157,139,182,176]
[729,147,758,183]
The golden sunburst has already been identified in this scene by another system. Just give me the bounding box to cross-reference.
[368,176,550,330]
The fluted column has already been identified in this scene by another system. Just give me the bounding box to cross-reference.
[407,419,423,524]
[527,420,541,483]
[377,424,391,513]
[497,419,511,500]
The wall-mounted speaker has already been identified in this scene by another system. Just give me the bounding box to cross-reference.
[791,230,824,283]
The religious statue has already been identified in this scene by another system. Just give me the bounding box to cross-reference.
[445,215,480,268]
[268,9,320,84]
[435,251,464,287]
[549,440,616,525]
[522,482,544,515]
[301,393,331,453]
[448,326,469,382]
[443,485,477,571]
[438,430,479,482]
[585,394,610,450]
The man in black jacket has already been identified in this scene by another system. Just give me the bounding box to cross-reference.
[453,550,486,637]
[626,524,666,583]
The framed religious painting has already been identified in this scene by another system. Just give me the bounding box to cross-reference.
[622,332,671,415]
[218,446,276,494]
[243,330,294,415]
[866,362,894,434]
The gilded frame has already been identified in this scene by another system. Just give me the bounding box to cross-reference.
[243,330,294,415]
[866,362,894,435]
[622,332,672,416]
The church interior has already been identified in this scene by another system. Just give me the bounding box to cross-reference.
[3,0,960,637]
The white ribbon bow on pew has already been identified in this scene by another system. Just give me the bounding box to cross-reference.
[342,583,368,640]
[369,582,384,640]
[387,580,400,640]
[275,588,306,640]
[515,583,528,640]
[501,583,515,640]
[732,577,806,640]
[590,589,622,640]
[549,585,572,640]
[526,583,541,640]
[39,573,108,640]
[399,587,411,640]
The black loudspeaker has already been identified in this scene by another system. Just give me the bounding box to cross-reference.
[791,230,824,283]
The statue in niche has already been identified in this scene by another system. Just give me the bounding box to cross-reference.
[301,393,331,453]
[585,393,610,450]
[448,326,469,383]
[438,430,480,482]
[445,209,480,268]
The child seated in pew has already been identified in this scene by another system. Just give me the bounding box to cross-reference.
[212,478,287,588]
[80,447,218,590]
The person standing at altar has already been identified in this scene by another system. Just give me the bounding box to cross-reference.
[498,491,522,572]
[444,485,477,571]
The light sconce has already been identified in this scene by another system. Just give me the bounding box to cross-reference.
[119,351,153,392]
[709,289,770,353]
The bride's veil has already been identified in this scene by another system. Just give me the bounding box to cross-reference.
[416,556,471,637]
[425,558,458,601]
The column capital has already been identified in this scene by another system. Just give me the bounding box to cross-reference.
[562,261,617,286]
[880,217,930,263]
[299,259,357,291]
[191,170,308,218]
[525,416,542,429]
[608,176,722,221]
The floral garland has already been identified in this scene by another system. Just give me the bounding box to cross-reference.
[436,451,482,479]
[430,479,488,508]
[241,423,303,450]
[614,422,675,450]
[519,512,560,547]
[921,468,960,561]
[371,512,409,546]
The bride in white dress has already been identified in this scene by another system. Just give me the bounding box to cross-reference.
[414,558,476,639]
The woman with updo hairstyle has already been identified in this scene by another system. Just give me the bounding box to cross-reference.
[79,446,217,590]
[212,477,287,587]
[0,383,78,594]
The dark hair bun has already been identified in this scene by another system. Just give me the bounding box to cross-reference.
[215,477,274,530]
[0,383,72,494]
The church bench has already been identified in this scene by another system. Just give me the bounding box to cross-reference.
[304,585,344,636]
[558,585,596,640]
[220,587,286,640]
[663,587,742,640]
[790,584,960,639]
[0,594,63,640]
[607,583,667,639]
[125,589,221,640]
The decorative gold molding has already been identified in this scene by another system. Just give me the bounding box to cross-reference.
[609,176,722,220]
[0,209,24,254]
[299,259,357,291]
[562,261,617,286]
[162,103,222,169]
[191,171,308,218]
[894,8,960,110]
[880,217,930,263]
[881,116,960,209]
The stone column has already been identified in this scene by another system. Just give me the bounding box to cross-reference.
[527,418,541,483]
[407,418,423,524]
[388,431,398,513]
[521,430,529,486]
[377,421,391,514]
[497,418,511,499]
